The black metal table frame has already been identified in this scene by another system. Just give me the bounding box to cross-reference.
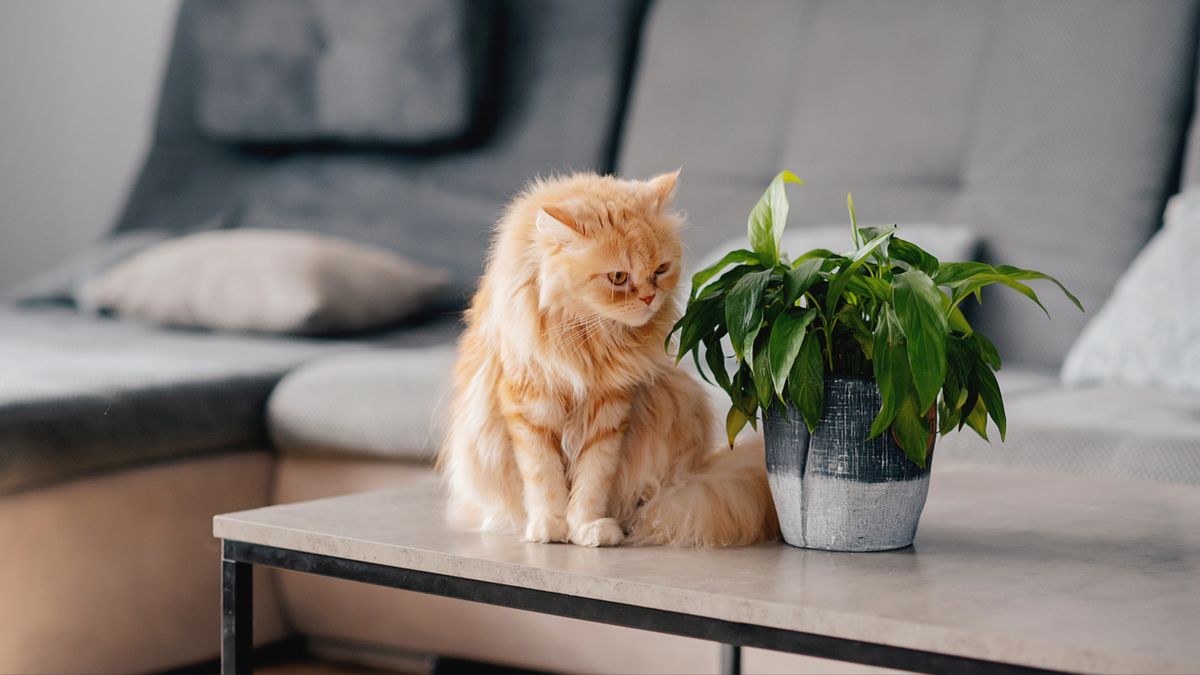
[220,539,1059,675]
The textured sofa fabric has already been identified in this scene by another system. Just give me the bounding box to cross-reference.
[936,385,1200,485]
[268,346,458,461]
[194,0,490,146]
[619,0,1200,369]
[0,304,459,495]
[113,0,648,300]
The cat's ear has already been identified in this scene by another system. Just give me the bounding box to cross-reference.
[647,169,681,209]
[536,206,583,241]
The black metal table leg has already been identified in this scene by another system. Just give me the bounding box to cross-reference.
[222,555,253,674]
[720,643,742,675]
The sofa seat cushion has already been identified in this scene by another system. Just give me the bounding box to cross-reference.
[936,385,1200,486]
[0,305,460,494]
[268,346,458,462]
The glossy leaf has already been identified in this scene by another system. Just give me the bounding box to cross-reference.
[751,331,774,413]
[826,230,894,314]
[934,261,993,286]
[892,390,932,467]
[698,264,754,300]
[725,269,772,360]
[869,308,909,438]
[691,250,761,299]
[747,171,804,265]
[725,406,751,447]
[704,333,731,394]
[782,258,824,306]
[673,294,722,364]
[847,193,861,247]
[993,265,1084,312]
[952,273,1050,318]
[964,397,989,440]
[974,359,1006,440]
[788,334,825,431]
[768,308,818,397]
[890,237,940,276]
[893,270,948,411]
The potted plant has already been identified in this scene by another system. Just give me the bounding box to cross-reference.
[670,171,1082,551]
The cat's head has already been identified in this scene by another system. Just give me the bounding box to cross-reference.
[533,172,683,328]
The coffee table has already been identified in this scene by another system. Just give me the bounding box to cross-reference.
[213,462,1200,675]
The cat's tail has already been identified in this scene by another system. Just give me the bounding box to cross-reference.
[626,435,779,547]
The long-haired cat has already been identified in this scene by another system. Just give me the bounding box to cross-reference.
[439,172,778,547]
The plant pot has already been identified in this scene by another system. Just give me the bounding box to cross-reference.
[763,376,933,552]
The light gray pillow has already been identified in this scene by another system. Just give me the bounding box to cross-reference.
[692,223,980,274]
[1062,191,1200,393]
[80,229,449,335]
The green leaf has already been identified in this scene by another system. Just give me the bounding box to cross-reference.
[847,193,861,247]
[782,258,823,306]
[673,294,722,364]
[937,398,961,435]
[892,390,932,467]
[972,333,1001,370]
[747,171,804,265]
[690,250,761,299]
[964,397,989,440]
[697,264,754,300]
[993,265,1084,312]
[836,305,875,357]
[893,270,949,412]
[794,248,842,264]
[788,335,825,431]
[869,307,910,438]
[826,230,894,314]
[752,331,774,413]
[724,269,772,360]
[952,273,1049,317]
[934,261,994,286]
[768,308,818,397]
[704,333,732,394]
[845,275,891,303]
[946,297,972,335]
[725,406,751,447]
[890,237,940,276]
[973,360,1006,441]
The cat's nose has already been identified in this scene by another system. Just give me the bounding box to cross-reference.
[639,293,656,306]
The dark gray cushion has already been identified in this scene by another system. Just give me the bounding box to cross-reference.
[620,0,1199,368]
[194,0,490,145]
[113,0,646,302]
[0,304,460,495]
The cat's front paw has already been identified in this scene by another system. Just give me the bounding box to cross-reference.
[570,518,625,547]
[523,514,569,543]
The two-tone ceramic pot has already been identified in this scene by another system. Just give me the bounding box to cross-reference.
[763,376,933,552]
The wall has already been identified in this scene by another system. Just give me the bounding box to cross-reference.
[0,0,180,291]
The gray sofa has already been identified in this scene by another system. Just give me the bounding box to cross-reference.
[4,1,1200,673]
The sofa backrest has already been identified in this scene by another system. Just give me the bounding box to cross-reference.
[619,0,1200,369]
[113,0,647,303]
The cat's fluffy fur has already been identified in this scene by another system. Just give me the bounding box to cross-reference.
[439,172,779,547]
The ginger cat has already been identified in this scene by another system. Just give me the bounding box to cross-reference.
[439,172,778,547]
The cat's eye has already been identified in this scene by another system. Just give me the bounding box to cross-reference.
[655,262,671,275]
[608,271,628,285]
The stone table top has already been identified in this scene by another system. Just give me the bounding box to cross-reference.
[214,462,1200,674]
